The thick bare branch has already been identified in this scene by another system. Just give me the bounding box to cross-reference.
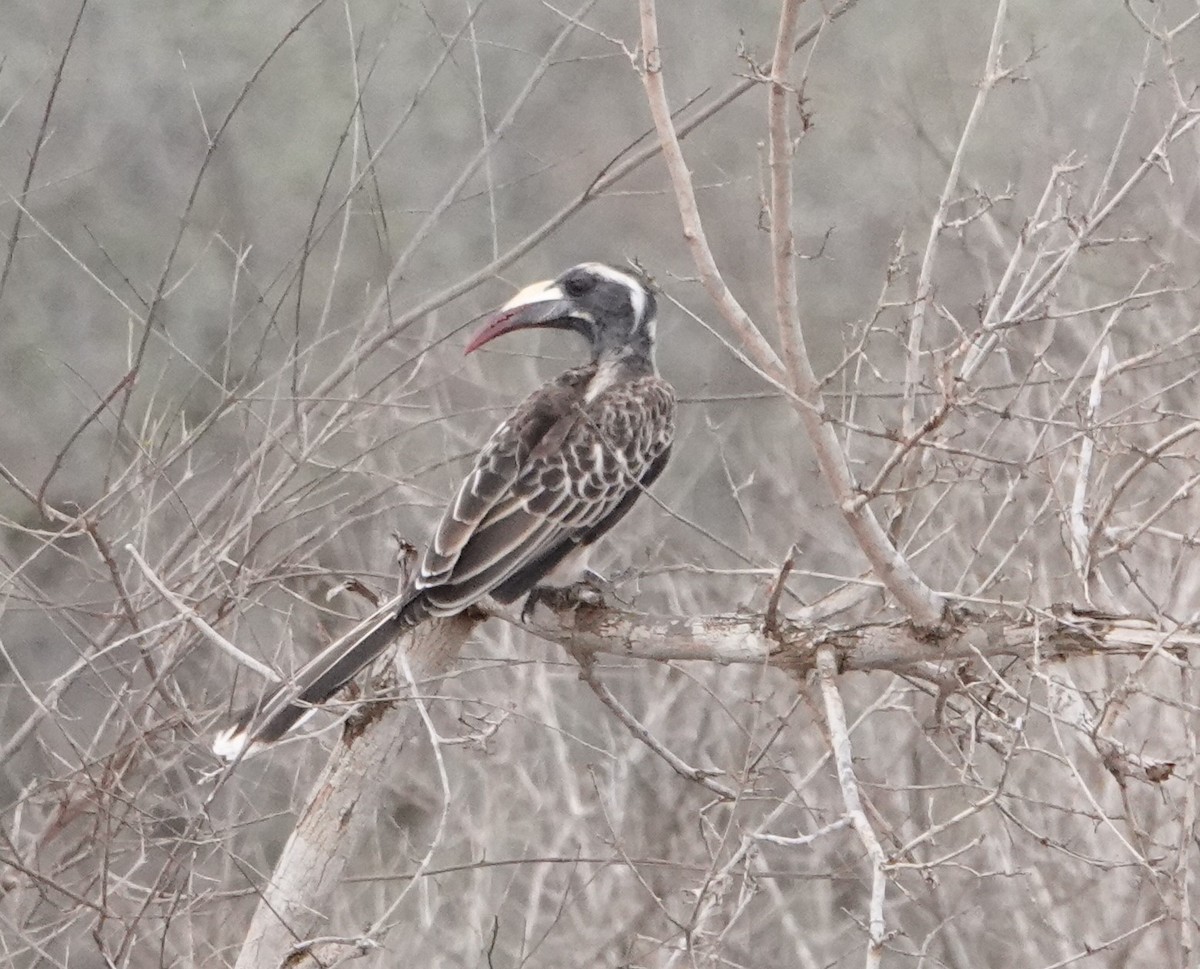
[230,617,475,969]
[486,597,1191,675]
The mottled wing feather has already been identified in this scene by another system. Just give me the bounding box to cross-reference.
[421,431,521,581]
[419,368,588,581]
[580,442,672,545]
[440,502,565,585]
[425,519,565,614]
[490,441,672,604]
[415,368,674,614]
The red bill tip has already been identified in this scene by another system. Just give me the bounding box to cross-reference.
[463,309,519,356]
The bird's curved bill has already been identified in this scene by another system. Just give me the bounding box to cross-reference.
[464,280,574,354]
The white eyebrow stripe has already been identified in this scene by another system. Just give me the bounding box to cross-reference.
[579,263,647,324]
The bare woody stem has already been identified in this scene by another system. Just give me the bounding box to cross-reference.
[489,598,1192,687]
[639,0,945,626]
[637,0,786,384]
[764,0,945,626]
[229,617,476,969]
[903,0,1010,440]
[815,646,887,967]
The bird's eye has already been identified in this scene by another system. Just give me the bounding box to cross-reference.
[563,273,594,298]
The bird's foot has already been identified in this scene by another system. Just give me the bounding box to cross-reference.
[521,578,607,622]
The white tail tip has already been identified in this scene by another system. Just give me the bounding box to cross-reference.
[211,724,260,762]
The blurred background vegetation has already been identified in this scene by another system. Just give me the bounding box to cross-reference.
[2,1,1199,966]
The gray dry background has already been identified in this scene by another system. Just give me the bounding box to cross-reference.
[2,1,1200,967]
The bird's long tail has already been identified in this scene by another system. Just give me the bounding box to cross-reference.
[212,593,430,760]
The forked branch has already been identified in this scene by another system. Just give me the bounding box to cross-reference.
[639,0,945,627]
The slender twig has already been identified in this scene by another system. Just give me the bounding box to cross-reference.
[311,651,457,963]
[0,0,89,305]
[752,816,852,847]
[1180,661,1197,966]
[1035,915,1166,969]
[109,0,335,484]
[815,646,886,968]
[1068,344,1114,606]
[368,0,598,317]
[36,370,135,518]
[903,0,1010,440]
[763,550,796,636]
[1040,662,1157,872]
[1087,417,1200,562]
[571,650,737,800]
[962,106,1200,381]
[124,544,280,683]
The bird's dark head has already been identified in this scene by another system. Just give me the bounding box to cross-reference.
[465,263,658,364]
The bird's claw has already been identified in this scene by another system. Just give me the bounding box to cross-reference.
[521,579,607,622]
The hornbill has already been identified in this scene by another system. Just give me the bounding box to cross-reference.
[213,262,675,758]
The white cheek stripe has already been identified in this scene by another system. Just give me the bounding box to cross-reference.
[579,263,647,324]
[503,280,563,310]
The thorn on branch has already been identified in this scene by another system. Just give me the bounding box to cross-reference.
[763,549,797,638]
[735,33,771,82]
[795,84,814,133]
[797,225,834,261]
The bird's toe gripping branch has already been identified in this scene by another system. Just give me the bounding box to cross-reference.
[520,579,608,623]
